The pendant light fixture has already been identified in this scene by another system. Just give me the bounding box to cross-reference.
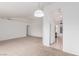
[34,2,44,17]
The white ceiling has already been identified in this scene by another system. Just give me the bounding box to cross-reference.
[0,2,53,19]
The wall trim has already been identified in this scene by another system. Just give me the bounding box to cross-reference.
[63,48,78,56]
[0,36,26,41]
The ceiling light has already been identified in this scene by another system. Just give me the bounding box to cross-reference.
[34,10,44,17]
[34,3,44,17]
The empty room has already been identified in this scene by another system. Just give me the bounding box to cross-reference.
[0,2,79,56]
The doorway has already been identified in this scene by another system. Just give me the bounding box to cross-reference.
[50,8,63,50]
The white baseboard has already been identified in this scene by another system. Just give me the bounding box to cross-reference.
[28,35,42,38]
[0,36,27,41]
[63,48,78,56]
[43,43,50,47]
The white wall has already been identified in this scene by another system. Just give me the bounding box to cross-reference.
[0,18,27,41]
[63,3,79,55]
[48,2,79,55]
[0,17,43,41]
[28,18,42,37]
[43,9,51,46]
[43,5,55,46]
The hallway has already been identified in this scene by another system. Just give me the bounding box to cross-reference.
[51,36,63,50]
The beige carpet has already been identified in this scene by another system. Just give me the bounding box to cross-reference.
[0,36,75,56]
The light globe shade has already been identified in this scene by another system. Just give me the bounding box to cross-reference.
[34,10,44,17]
